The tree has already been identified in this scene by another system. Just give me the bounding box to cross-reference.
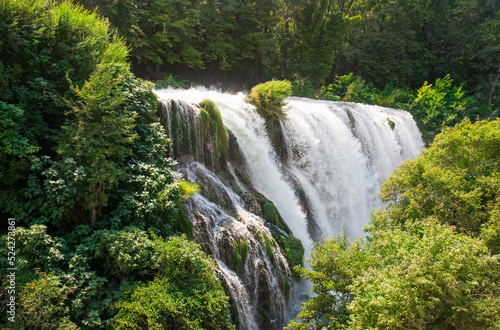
[0,0,130,222]
[377,119,500,253]
[288,221,500,329]
[287,119,500,329]
[58,63,136,226]
[113,236,235,330]
[275,0,353,84]
[349,220,500,329]
[89,0,203,71]
[285,235,369,329]
[409,75,470,143]
[17,272,78,330]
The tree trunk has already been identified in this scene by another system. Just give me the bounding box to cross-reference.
[488,61,500,106]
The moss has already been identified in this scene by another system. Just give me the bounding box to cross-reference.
[200,99,229,153]
[255,229,273,259]
[387,118,396,130]
[262,201,279,226]
[199,99,229,171]
[230,238,242,274]
[261,201,286,231]
[280,235,304,281]
[240,237,248,263]
[279,275,291,302]
[263,232,273,259]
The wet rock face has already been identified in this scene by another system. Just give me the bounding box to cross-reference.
[157,99,228,173]
[177,160,294,330]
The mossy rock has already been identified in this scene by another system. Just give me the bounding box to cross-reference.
[266,117,288,162]
[199,99,229,171]
[230,237,242,274]
[279,235,304,281]
[387,118,396,130]
[279,275,291,302]
[254,194,291,235]
[262,201,281,228]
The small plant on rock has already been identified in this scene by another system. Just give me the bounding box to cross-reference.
[246,80,292,120]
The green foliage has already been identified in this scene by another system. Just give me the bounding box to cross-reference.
[17,272,78,330]
[0,0,128,195]
[288,221,500,329]
[246,80,292,120]
[0,1,211,328]
[291,75,315,98]
[319,74,412,108]
[319,73,355,101]
[286,234,368,329]
[0,225,65,287]
[154,74,191,89]
[377,119,500,253]
[58,63,136,225]
[0,101,38,185]
[280,235,304,281]
[113,235,235,330]
[88,228,160,276]
[276,0,353,84]
[349,220,500,329]
[289,118,500,329]
[88,0,203,68]
[410,75,470,143]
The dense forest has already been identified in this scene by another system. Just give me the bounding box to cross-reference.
[76,0,499,143]
[1,0,499,328]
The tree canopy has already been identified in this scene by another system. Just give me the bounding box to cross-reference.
[287,119,500,329]
[0,0,229,328]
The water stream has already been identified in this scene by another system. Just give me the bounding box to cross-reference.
[154,87,424,329]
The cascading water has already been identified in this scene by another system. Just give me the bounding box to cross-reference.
[154,87,424,329]
[282,98,423,239]
[181,162,291,329]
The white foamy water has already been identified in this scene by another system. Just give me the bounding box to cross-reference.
[155,87,424,329]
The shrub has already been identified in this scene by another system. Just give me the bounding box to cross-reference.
[410,74,470,143]
[349,220,500,329]
[246,80,292,120]
[113,236,234,330]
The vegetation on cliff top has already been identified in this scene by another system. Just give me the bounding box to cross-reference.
[246,80,292,121]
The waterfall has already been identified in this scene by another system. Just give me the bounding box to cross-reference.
[154,87,424,329]
[282,98,423,239]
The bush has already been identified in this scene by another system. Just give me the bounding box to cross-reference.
[17,272,78,329]
[376,119,500,253]
[350,220,500,329]
[246,80,292,120]
[113,236,234,330]
[410,74,470,143]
